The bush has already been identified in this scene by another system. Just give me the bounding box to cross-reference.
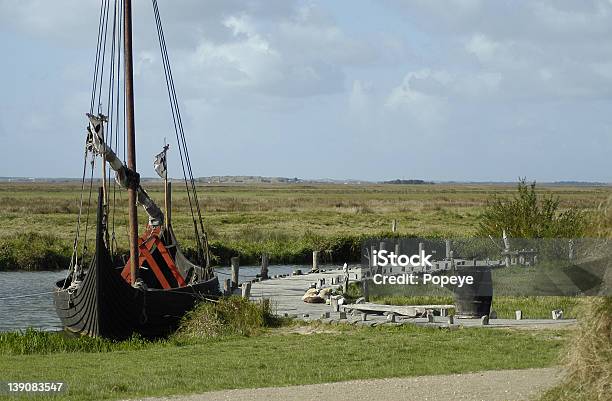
[175,297,280,339]
[477,179,585,239]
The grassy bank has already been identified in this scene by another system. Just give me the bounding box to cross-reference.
[0,324,568,401]
[0,182,607,269]
[369,294,581,319]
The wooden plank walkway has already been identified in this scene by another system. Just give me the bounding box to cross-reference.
[248,267,360,318]
[246,266,577,329]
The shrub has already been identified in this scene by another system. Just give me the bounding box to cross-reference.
[477,179,585,239]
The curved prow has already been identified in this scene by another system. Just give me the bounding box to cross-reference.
[86,113,164,226]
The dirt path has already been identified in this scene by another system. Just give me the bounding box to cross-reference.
[128,367,561,401]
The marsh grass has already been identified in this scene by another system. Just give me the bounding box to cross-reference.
[538,194,612,401]
[175,297,283,339]
[1,182,607,269]
[0,328,152,355]
[0,298,288,356]
[539,297,612,401]
[0,232,71,270]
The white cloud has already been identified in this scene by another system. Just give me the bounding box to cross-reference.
[465,34,499,63]
[349,80,369,113]
[385,69,449,129]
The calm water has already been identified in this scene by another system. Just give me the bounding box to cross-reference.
[0,265,312,332]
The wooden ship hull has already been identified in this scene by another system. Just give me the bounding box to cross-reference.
[54,191,220,340]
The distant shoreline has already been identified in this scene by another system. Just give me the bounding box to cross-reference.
[1,176,610,186]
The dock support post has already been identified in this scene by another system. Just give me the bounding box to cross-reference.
[362,279,369,302]
[231,256,240,289]
[260,253,269,280]
[419,242,425,270]
[445,239,451,260]
[370,244,376,267]
[312,250,319,272]
[330,297,339,312]
[241,282,251,299]
[223,278,231,295]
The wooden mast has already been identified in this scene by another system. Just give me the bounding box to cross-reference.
[124,0,139,285]
[163,143,171,228]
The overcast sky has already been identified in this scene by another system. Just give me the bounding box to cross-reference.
[1,0,611,182]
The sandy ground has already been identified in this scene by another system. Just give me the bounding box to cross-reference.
[127,367,562,401]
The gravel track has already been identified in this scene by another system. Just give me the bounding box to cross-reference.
[127,367,561,401]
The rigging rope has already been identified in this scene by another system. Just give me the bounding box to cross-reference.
[152,0,211,269]
[70,0,212,277]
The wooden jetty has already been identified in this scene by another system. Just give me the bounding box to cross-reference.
[245,265,576,329]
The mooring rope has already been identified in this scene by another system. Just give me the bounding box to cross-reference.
[0,290,67,301]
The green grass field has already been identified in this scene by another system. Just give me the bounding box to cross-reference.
[0,324,568,401]
[1,181,609,268]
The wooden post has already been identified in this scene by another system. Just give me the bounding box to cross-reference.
[241,282,251,299]
[394,242,400,256]
[391,219,397,233]
[260,253,269,280]
[369,244,376,268]
[231,256,240,289]
[445,239,451,260]
[330,297,339,312]
[362,279,369,302]
[164,181,172,228]
[419,242,425,270]
[312,250,319,272]
[223,278,231,295]
[427,310,434,323]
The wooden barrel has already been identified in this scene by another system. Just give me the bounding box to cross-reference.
[453,266,493,318]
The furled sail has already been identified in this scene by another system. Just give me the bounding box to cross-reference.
[86,113,164,226]
[154,144,169,179]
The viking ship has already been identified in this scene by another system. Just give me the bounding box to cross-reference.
[54,0,220,339]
